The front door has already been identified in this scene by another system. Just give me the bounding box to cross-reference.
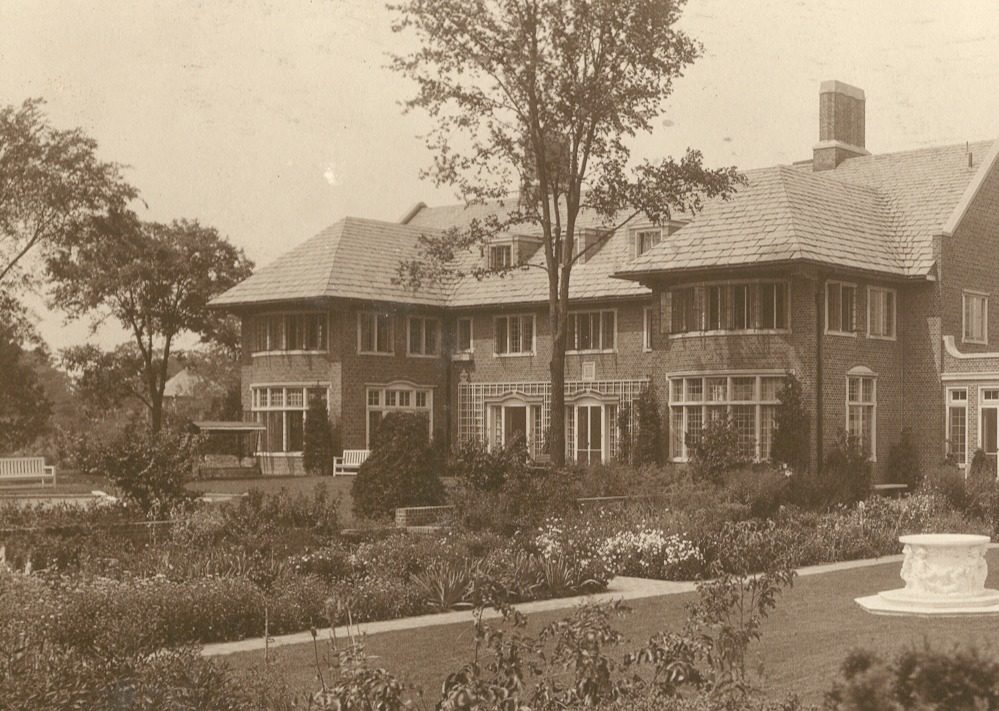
[504,406,528,447]
[576,404,603,465]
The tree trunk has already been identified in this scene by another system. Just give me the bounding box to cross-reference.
[548,302,568,467]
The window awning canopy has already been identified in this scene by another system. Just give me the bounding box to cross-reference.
[192,421,266,433]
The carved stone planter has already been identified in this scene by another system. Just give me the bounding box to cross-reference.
[857,534,999,616]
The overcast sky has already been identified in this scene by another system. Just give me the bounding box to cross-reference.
[3,0,998,352]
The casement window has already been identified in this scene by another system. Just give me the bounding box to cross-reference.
[643,307,653,352]
[407,316,441,357]
[868,287,896,339]
[489,244,512,269]
[846,370,877,458]
[963,291,988,344]
[947,388,968,466]
[567,310,616,352]
[358,312,394,354]
[253,313,328,353]
[663,281,789,335]
[366,384,433,448]
[826,281,857,334]
[668,374,783,461]
[251,385,329,453]
[455,317,473,353]
[495,314,535,355]
[634,229,662,257]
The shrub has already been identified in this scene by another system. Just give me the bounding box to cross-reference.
[969,447,996,480]
[634,385,665,466]
[723,465,791,519]
[448,435,528,492]
[616,402,633,464]
[302,394,335,476]
[450,465,575,535]
[75,423,200,516]
[352,412,445,519]
[921,463,969,512]
[770,373,810,474]
[884,426,922,488]
[825,645,999,710]
[821,431,872,506]
[690,417,746,483]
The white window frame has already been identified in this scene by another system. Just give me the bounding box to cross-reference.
[494,314,536,357]
[665,280,790,337]
[825,281,858,336]
[250,384,330,455]
[406,316,441,358]
[643,306,653,352]
[946,387,968,467]
[846,368,877,461]
[252,312,329,355]
[357,311,394,355]
[667,371,785,462]
[489,243,512,269]
[455,317,474,354]
[365,382,434,448]
[963,290,989,345]
[566,309,617,354]
[867,286,897,340]
[634,228,662,258]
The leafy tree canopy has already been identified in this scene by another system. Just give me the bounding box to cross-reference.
[390,0,743,463]
[0,323,52,453]
[49,214,253,431]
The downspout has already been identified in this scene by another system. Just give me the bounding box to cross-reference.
[815,275,824,472]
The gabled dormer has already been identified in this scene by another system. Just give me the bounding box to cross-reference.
[484,234,543,269]
[628,220,686,260]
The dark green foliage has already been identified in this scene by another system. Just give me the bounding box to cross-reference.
[616,402,633,464]
[73,424,199,516]
[770,373,810,473]
[884,427,921,488]
[449,435,528,492]
[0,329,52,452]
[449,464,575,535]
[352,412,445,519]
[302,394,334,476]
[634,385,664,466]
[826,645,999,710]
[969,447,996,480]
[690,417,746,483]
[921,463,970,512]
[792,431,871,509]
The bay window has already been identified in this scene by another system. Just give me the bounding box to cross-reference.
[253,313,328,353]
[663,281,789,334]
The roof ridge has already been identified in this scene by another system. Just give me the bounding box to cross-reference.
[775,167,806,261]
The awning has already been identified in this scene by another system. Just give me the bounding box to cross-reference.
[192,421,267,433]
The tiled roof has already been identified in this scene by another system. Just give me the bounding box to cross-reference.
[618,140,994,280]
[212,139,996,309]
[210,217,450,308]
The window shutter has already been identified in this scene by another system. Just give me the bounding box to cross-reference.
[660,291,672,334]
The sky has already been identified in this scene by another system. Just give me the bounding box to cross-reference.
[2,0,999,353]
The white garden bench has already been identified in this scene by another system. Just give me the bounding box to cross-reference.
[332,449,370,476]
[0,457,56,487]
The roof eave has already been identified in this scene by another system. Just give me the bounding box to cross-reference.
[613,257,929,285]
[940,139,999,237]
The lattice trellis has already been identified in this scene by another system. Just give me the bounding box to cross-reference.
[457,378,650,460]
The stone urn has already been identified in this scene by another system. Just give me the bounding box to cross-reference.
[856,534,999,616]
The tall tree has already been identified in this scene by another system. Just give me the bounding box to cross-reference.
[391,0,742,464]
[49,213,253,432]
[0,322,52,452]
[0,99,135,293]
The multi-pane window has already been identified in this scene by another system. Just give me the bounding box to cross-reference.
[846,373,877,456]
[947,388,968,466]
[358,312,394,354]
[668,374,783,461]
[495,314,535,355]
[635,229,662,257]
[567,310,616,352]
[489,244,512,269]
[826,281,857,334]
[252,386,328,453]
[407,316,441,356]
[365,385,433,447]
[253,313,328,352]
[455,317,473,353]
[963,291,988,344]
[664,282,789,334]
[868,287,896,339]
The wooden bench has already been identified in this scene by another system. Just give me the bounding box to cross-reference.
[332,449,370,476]
[0,457,56,487]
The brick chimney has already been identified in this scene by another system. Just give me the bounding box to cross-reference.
[813,80,869,171]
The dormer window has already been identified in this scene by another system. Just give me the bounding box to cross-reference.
[635,229,662,257]
[489,244,512,269]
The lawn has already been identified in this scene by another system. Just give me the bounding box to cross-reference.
[224,550,999,706]
[186,475,359,527]
[0,469,107,496]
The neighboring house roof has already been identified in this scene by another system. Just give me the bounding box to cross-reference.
[211,139,996,310]
[163,367,206,399]
[618,140,995,280]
